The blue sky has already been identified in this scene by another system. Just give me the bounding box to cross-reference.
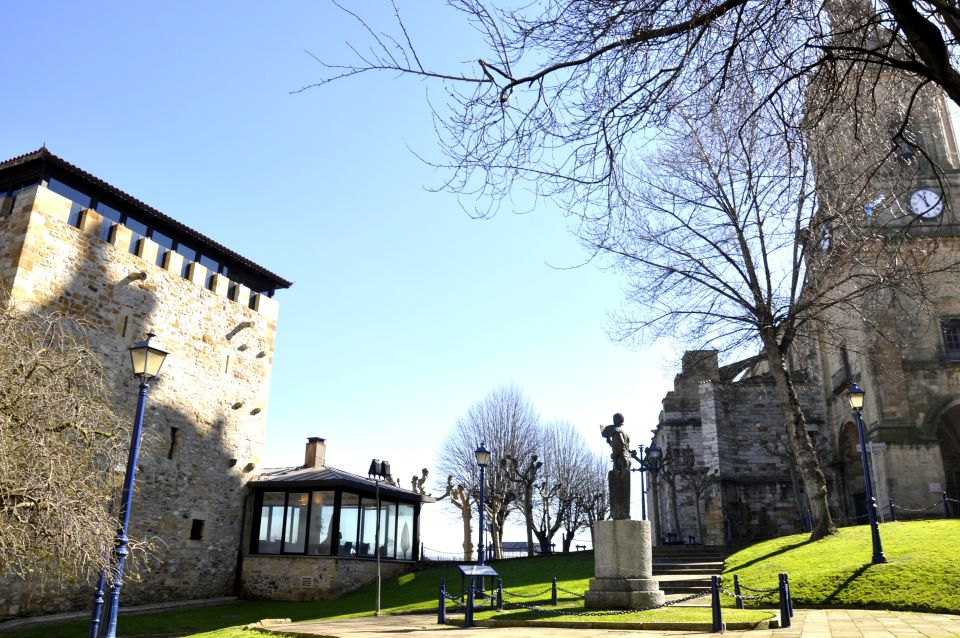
[1,1,676,551]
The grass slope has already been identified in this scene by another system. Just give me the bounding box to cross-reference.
[11,519,956,637]
[723,519,960,613]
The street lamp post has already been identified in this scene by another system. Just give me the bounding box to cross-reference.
[474,443,491,565]
[101,333,168,638]
[368,459,390,616]
[645,444,664,545]
[630,444,650,520]
[848,383,887,564]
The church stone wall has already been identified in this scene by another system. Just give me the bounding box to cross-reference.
[0,184,281,617]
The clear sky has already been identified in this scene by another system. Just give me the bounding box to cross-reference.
[0,1,677,552]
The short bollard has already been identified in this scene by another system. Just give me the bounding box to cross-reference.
[496,577,503,611]
[710,576,724,633]
[945,492,952,518]
[778,574,791,629]
[438,579,446,625]
[551,578,558,606]
[785,573,794,618]
[733,574,744,609]
[889,498,897,522]
[464,578,475,628]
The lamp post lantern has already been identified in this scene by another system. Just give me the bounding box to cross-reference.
[475,443,491,565]
[101,333,168,638]
[645,443,664,544]
[630,444,648,520]
[848,383,886,564]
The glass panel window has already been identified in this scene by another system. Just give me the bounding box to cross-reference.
[359,497,379,557]
[307,491,335,555]
[48,178,90,229]
[96,203,122,241]
[124,217,148,254]
[397,503,415,560]
[380,501,397,558]
[257,492,285,554]
[177,244,197,278]
[283,492,308,553]
[151,231,173,266]
[338,493,359,556]
[943,320,960,361]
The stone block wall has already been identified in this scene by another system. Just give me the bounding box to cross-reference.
[240,556,413,601]
[0,184,281,617]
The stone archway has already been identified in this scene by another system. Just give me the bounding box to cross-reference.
[838,422,866,523]
[936,404,960,516]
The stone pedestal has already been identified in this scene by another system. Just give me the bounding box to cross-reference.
[584,519,664,609]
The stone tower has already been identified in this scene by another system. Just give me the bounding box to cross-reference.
[0,149,291,617]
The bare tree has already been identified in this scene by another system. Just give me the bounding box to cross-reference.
[0,303,142,586]
[501,452,542,556]
[531,421,592,554]
[435,385,539,558]
[316,1,960,541]
[576,452,610,544]
[309,1,960,221]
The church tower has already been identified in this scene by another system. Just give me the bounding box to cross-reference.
[805,1,960,522]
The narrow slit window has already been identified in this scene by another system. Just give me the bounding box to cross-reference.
[190,519,205,541]
[167,427,180,460]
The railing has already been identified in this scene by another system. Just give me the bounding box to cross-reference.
[438,572,793,633]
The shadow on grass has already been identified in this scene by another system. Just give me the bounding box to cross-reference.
[823,564,871,605]
[725,539,815,573]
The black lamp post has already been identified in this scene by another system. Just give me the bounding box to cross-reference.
[475,443,491,565]
[848,383,886,564]
[631,443,658,520]
[645,443,664,543]
[368,459,390,616]
[101,333,168,638]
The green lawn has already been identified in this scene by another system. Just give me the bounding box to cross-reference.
[723,519,960,612]
[10,519,959,637]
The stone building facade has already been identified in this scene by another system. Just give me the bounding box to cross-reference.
[650,63,960,545]
[0,149,291,617]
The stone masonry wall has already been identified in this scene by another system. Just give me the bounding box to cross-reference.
[240,556,412,601]
[0,184,281,617]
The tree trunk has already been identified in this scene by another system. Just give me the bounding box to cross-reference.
[763,338,838,540]
[523,486,536,556]
[461,504,474,561]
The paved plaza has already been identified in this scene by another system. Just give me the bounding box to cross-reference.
[261,609,960,638]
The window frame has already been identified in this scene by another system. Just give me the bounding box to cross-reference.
[250,487,417,560]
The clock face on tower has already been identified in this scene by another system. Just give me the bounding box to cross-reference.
[908,189,944,219]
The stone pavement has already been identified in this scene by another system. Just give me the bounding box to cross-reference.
[260,609,960,638]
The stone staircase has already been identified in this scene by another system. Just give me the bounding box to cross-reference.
[652,546,726,597]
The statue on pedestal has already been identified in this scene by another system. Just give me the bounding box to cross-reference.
[602,413,633,520]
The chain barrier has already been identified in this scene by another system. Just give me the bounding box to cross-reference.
[735,582,779,594]
[891,500,943,513]
[556,585,582,597]
[502,589,711,617]
[502,587,553,599]
[719,586,777,602]
[442,589,466,609]
[947,497,960,503]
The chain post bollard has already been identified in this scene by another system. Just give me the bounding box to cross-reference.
[496,578,503,611]
[778,574,791,629]
[551,578,558,606]
[710,576,724,633]
[944,492,951,518]
[889,499,896,522]
[785,573,794,618]
[733,575,744,609]
[464,578,475,628]
[438,579,446,625]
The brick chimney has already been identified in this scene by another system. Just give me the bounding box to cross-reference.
[305,437,326,469]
